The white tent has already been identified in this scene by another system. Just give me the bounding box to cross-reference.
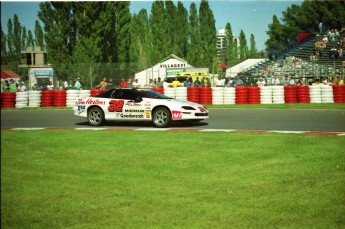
[135,54,194,86]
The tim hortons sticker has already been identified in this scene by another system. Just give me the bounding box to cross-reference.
[172,111,182,120]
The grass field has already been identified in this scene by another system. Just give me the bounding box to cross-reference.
[1,130,345,228]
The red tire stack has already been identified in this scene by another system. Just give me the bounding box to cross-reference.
[235,86,248,104]
[247,86,260,104]
[91,89,106,97]
[150,88,164,95]
[199,87,212,104]
[187,87,200,103]
[296,86,310,103]
[284,86,298,103]
[41,90,54,107]
[332,85,345,103]
[1,92,16,108]
[54,90,67,107]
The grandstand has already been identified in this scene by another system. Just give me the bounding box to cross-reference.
[235,30,344,85]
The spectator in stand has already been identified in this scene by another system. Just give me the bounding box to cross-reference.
[19,82,27,91]
[289,76,296,86]
[271,76,281,86]
[3,80,10,91]
[107,78,113,89]
[193,77,201,87]
[40,79,47,90]
[145,79,155,88]
[206,78,212,87]
[338,77,344,85]
[226,77,234,87]
[312,78,320,86]
[163,79,170,88]
[184,77,192,87]
[119,78,129,88]
[47,81,54,90]
[171,77,182,88]
[234,75,244,86]
[283,75,290,86]
[32,84,39,91]
[98,77,108,89]
[256,77,266,86]
[74,78,82,90]
[214,76,225,87]
[338,47,343,58]
[63,80,69,90]
[297,77,306,86]
[132,79,141,88]
[156,77,163,88]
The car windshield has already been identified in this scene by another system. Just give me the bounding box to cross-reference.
[139,90,171,99]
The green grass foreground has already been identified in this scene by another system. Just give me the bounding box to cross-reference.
[1,130,345,228]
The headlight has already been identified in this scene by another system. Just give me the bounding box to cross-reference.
[181,106,196,110]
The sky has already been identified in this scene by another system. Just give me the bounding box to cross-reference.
[1,0,303,51]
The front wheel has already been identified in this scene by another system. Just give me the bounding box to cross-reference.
[153,107,171,128]
[87,107,105,126]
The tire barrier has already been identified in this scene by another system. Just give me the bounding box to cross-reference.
[199,87,212,105]
[260,86,272,104]
[1,86,344,108]
[272,86,285,104]
[212,87,224,105]
[54,90,67,107]
[284,86,298,104]
[332,85,345,103]
[66,90,79,107]
[235,86,248,104]
[247,86,260,104]
[164,87,176,99]
[187,87,200,103]
[176,87,187,101]
[1,92,16,108]
[320,85,334,103]
[41,90,54,107]
[28,91,41,107]
[223,87,236,104]
[309,86,322,103]
[15,92,29,108]
[297,85,310,103]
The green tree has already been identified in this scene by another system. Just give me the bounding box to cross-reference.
[199,0,217,70]
[1,25,7,64]
[34,20,44,49]
[130,9,152,71]
[187,2,200,67]
[150,0,168,63]
[21,26,27,51]
[249,34,257,58]
[239,30,247,60]
[27,30,35,49]
[175,1,188,58]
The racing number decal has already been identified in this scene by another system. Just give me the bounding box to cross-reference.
[108,100,124,112]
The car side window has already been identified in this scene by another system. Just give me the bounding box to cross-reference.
[112,90,124,99]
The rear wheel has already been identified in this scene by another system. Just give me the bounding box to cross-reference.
[88,107,105,126]
[153,107,171,128]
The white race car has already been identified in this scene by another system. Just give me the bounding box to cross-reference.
[73,88,209,128]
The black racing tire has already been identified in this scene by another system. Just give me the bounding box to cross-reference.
[87,107,105,126]
[152,107,172,128]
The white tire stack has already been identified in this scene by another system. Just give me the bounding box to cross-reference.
[259,86,272,104]
[164,87,176,99]
[309,86,322,103]
[175,87,187,101]
[66,90,79,107]
[212,87,224,105]
[28,91,41,107]
[320,85,334,103]
[223,87,236,104]
[15,92,29,108]
[271,86,285,104]
[78,90,91,98]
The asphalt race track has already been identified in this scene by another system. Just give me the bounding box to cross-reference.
[1,108,345,132]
